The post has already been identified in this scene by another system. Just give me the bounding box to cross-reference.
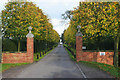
[76,25,83,62]
[26,26,34,63]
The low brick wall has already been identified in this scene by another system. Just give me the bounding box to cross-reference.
[77,51,114,65]
[2,53,27,63]
[75,34,120,65]
[77,52,97,62]
[2,37,34,64]
[2,52,33,63]
[97,52,114,65]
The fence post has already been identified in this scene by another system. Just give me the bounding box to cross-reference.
[37,54,39,59]
[76,25,83,62]
[26,26,34,63]
[40,52,41,57]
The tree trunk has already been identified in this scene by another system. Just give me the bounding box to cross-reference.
[38,40,40,52]
[37,40,39,53]
[97,36,100,51]
[18,39,20,52]
[113,36,119,67]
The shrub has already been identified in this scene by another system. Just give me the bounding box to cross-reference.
[2,39,17,52]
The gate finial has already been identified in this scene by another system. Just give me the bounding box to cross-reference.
[77,25,81,33]
[26,26,34,38]
[76,25,83,36]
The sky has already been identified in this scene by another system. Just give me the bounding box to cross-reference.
[0,0,81,36]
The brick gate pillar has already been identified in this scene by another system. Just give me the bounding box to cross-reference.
[76,25,83,62]
[26,26,34,63]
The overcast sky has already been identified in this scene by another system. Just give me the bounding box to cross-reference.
[0,0,81,36]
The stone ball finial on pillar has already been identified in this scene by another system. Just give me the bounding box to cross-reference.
[76,25,83,37]
[26,26,34,38]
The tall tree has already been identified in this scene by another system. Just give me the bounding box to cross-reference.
[74,2,119,67]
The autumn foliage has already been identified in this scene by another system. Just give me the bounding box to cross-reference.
[63,2,119,67]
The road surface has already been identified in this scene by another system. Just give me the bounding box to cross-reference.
[3,45,113,78]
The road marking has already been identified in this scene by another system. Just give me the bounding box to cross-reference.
[75,63,87,78]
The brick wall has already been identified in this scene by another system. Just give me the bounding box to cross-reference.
[77,51,114,65]
[76,35,115,65]
[97,52,114,65]
[77,52,97,62]
[2,53,27,63]
[2,37,34,63]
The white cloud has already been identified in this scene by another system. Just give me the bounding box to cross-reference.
[0,0,8,12]
[51,18,61,27]
[51,18,63,35]
[51,18,69,36]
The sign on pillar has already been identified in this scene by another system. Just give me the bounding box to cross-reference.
[26,26,34,63]
[76,25,83,62]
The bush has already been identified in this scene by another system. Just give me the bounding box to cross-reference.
[2,39,17,52]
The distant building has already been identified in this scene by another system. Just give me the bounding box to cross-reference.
[60,39,63,45]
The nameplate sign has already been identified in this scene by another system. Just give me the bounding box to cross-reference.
[100,52,105,56]
[82,46,86,49]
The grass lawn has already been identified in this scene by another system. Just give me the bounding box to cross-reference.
[79,61,120,78]
[1,63,29,72]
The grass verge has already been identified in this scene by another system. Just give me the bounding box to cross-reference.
[79,61,120,78]
[34,47,56,62]
[64,47,76,61]
[64,44,76,53]
[2,63,29,72]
